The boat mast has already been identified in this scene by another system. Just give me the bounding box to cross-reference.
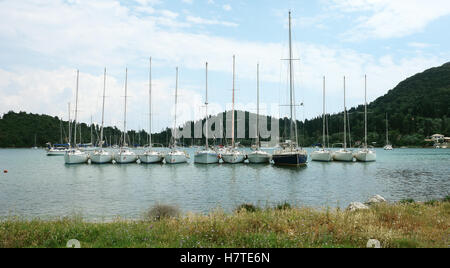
[385,113,388,145]
[288,10,295,148]
[123,68,128,147]
[100,67,106,149]
[364,75,368,149]
[60,118,63,144]
[68,102,71,147]
[74,70,79,149]
[257,63,260,149]
[322,76,326,150]
[149,57,153,148]
[173,67,179,149]
[343,76,347,150]
[231,55,236,149]
[90,115,93,145]
[205,62,209,150]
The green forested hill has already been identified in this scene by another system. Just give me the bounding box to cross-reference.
[1,63,449,148]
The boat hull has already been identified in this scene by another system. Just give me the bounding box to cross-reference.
[311,151,333,162]
[114,153,137,164]
[194,152,219,164]
[333,151,354,162]
[165,153,188,164]
[272,153,307,166]
[140,153,163,164]
[354,150,376,162]
[221,153,245,164]
[384,145,393,150]
[47,149,68,156]
[90,152,113,164]
[64,152,88,164]
[247,152,271,164]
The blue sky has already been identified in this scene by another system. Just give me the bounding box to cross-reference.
[1,0,449,133]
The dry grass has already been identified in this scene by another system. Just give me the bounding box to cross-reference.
[0,201,449,248]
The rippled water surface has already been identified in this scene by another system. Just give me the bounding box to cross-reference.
[0,148,449,220]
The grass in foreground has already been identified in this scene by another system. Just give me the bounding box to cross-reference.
[0,201,449,248]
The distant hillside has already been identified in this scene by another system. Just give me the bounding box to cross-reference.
[1,63,449,148]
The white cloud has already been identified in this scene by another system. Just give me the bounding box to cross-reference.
[408,42,433,49]
[222,4,232,11]
[332,0,450,40]
[186,15,238,27]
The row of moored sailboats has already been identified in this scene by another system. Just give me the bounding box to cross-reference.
[61,11,383,166]
[311,75,376,163]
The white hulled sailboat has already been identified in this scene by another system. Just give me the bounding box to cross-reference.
[355,75,376,162]
[91,68,113,164]
[384,113,393,150]
[221,55,245,164]
[114,68,137,164]
[195,62,219,164]
[65,70,89,164]
[47,104,71,156]
[311,76,333,162]
[333,76,354,162]
[164,67,189,164]
[140,57,164,164]
[248,63,271,164]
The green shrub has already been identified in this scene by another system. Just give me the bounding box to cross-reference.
[275,202,292,210]
[400,199,415,204]
[145,204,180,221]
[235,203,259,213]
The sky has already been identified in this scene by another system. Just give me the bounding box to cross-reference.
[1,0,449,134]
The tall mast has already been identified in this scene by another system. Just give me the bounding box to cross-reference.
[205,62,209,149]
[343,76,347,150]
[123,68,128,147]
[90,115,93,145]
[74,70,79,149]
[322,76,326,150]
[256,63,260,149]
[149,57,153,148]
[288,11,294,146]
[68,102,71,146]
[173,67,179,148]
[386,113,389,145]
[231,55,236,148]
[60,118,63,144]
[100,67,106,149]
[364,75,368,149]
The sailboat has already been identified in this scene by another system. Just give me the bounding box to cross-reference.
[164,67,189,164]
[91,68,113,164]
[140,57,163,164]
[355,75,376,162]
[311,76,333,162]
[384,113,393,150]
[333,76,354,162]
[65,70,89,164]
[46,106,71,155]
[33,134,38,149]
[272,11,308,167]
[195,62,219,164]
[114,68,138,164]
[221,55,246,164]
[248,63,271,164]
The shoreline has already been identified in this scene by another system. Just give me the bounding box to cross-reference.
[1,199,448,248]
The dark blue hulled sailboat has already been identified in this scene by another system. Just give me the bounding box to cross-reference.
[272,11,308,167]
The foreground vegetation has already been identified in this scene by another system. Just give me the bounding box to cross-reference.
[1,200,449,248]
